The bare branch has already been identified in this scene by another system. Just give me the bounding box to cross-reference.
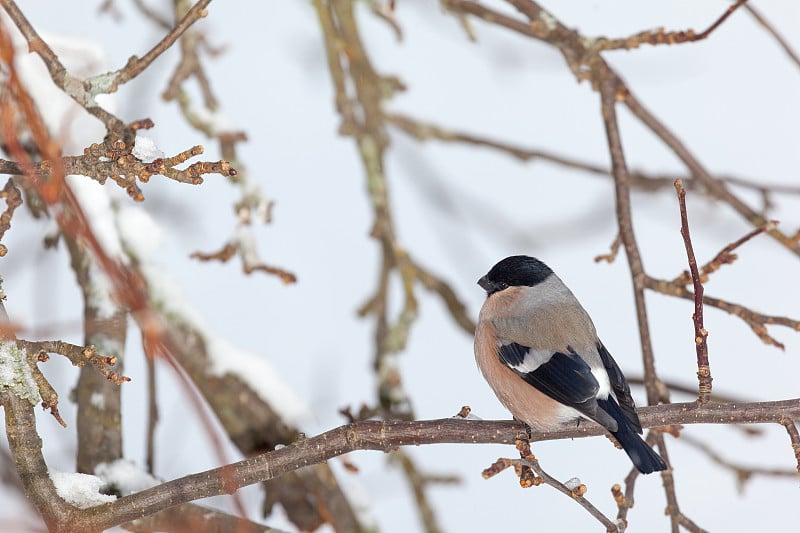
[10,399,796,532]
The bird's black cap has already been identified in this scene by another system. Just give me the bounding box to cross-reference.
[478,255,553,294]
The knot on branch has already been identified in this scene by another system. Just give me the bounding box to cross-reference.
[697,365,713,404]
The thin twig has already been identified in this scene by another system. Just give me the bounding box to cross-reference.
[595,232,622,264]
[672,221,776,286]
[694,0,748,41]
[105,0,212,92]
[743,4,800,71]
[189,225,297,284]
[613,430,660,526]
[674,180,712,403]
[511,436,619,531]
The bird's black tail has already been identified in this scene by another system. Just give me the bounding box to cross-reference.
[597,398,667,474]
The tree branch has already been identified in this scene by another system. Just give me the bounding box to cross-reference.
[60,399,800,531]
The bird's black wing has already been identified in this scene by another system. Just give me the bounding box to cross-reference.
[596,343,642,433]
[498,342,617,431]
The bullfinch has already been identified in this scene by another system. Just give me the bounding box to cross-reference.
[474,255,667,474]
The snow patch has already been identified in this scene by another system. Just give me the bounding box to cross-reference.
[49,471,115,508]
[95,459,159,495]
[132,135,164,163]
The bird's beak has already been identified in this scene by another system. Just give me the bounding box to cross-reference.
[478,275,492,292]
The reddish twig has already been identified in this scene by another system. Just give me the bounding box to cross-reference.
[674,180,712,403]
[695,0,748,40]
[585,0,748,52]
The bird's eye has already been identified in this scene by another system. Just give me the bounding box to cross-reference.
[497,282,508,290]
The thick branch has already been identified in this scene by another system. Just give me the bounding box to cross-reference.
[64,399,800,531]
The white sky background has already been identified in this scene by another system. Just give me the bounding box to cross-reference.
[2,1,800,531]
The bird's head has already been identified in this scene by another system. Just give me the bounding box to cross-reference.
[478,255,554,296]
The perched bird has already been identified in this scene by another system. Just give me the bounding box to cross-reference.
[474,255,666,474]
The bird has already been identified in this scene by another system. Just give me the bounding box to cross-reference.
[474,255,666,474]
